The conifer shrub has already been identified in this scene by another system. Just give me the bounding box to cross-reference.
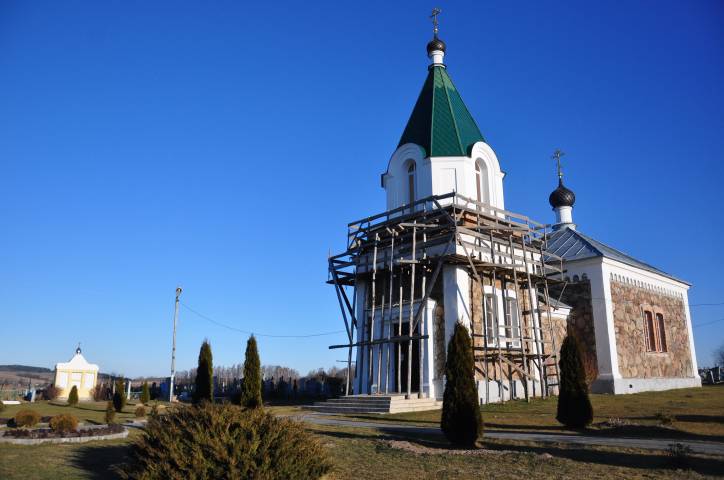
[67,385,79,406]
[240,335,262,409]
[43,385,60,401]
[140,381,150,405]
[14,409,41,428]
[135,406,146,418]
[441,322,483,447]
[150,404,159,417]
[193,340,214,404]
[105,401,117,424]
[122,403,330,479]
[113,379,127,413]
[556,333,594,428]
[49,414,78,434]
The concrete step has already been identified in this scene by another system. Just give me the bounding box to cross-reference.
[305,405,392,414]
[304,395,443,414]
[322,398,393,406]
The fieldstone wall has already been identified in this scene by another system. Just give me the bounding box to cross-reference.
[610,279,692,378]
[555,280,598,384]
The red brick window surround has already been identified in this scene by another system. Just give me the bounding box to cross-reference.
[642,308,668,353]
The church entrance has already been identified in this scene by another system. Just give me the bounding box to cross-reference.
[394,323,420,393]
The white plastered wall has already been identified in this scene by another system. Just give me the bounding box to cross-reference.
[382,142,505,212]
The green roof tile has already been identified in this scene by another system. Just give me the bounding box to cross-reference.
[398,65,485,157]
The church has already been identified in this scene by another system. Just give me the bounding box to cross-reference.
[320,17,700,413]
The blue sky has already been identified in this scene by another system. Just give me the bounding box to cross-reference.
[1,1,722,378]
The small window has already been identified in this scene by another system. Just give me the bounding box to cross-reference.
[505,298,521,347]
[643,310,656,352]
[656,313,667,352]
[407,161,416,208]
[643,310,668,353]
[483,294,497,346]
[475,162,482,203]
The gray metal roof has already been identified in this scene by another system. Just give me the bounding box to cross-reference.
[538,291,572,310]
[545,226,688,285]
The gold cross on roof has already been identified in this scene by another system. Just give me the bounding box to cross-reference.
[551,149,565,179]
[430,8,441,37]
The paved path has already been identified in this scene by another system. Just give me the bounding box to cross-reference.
[295,413,724,457]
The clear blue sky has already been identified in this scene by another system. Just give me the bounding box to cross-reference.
[1,1,723,378]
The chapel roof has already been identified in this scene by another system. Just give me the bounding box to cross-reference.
[545,226,689,285]
[55,348,99,371]
[397,48,485,157]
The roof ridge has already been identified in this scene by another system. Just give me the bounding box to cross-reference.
[439,67,465,156]
[567,228,604,257]
[429,67,437,157]
[442,68,485,151]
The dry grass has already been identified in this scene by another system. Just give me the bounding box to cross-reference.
[334,385,724,441]
[307,423,724,479]
[1,389,723,479]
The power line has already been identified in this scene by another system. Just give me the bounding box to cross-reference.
[692,317,724,328]
[179,301,346,338]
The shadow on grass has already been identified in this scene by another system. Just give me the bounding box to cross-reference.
[592,422,724,443]
[627,414,724,425]
[313,422,724,476]
[674,414,724,424]
[480,440,724,477]
[69,443,133,480]
[483,422,570,432]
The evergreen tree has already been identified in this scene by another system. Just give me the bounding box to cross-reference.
[556,333,594,428]
[105,400,116,424]
[240,335,262,409]
[67,385,79,406]
[441,322,483,447]
[113,378,127,412]
[194,340,214,404]
[141,381,150,405]
[150,382,158,400]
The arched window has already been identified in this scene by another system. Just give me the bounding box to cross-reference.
[475,160,490,205]
[407,161,416,208]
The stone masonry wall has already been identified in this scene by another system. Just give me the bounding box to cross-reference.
[610,280,692,378]
[554,280,598,385]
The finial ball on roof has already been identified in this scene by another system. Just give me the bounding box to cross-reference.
[427,37,446,56]
[549,179,576,208]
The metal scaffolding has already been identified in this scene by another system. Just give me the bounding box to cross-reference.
[328,192,565,401]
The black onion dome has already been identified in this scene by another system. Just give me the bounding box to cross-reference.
[427,37,446,56]
[549,179,576,208]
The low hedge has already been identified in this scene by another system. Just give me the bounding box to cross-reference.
[49,414,79,433]
[122,403,331,479]
[14,410,41,428]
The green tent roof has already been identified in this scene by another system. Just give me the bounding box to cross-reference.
[398,65,485,157]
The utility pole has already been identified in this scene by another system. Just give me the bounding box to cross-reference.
[169,286,182,402]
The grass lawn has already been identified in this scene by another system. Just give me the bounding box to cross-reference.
[1,388,723,479]
[3,422,721,479]
[333,385,724,441]
[0,400,171,425]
